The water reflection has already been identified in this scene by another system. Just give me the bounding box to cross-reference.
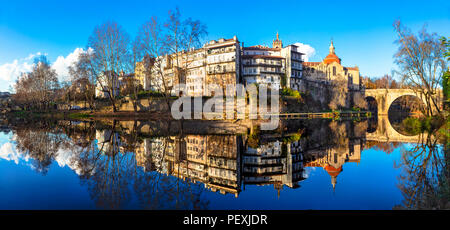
[0,117,447,210]
[394,131,449,209]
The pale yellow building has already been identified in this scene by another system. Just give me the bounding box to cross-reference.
[303,41,361,91]
[134,55,154,90]
[135,37,241,97]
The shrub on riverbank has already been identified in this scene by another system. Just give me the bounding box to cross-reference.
[401,116,445,134]
[402,117,422,135]
[68,112,93,119]
[281,88,302,99]
[137,90,165,98]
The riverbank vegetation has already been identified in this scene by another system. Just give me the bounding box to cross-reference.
[401,116,447,135]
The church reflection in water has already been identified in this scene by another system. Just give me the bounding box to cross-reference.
[89,119,367,198]
[3,116,445,209]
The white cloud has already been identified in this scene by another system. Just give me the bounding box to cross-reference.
[0,58,34,82]
[0,132,83,174]
[52,48,90,83]
[0,142,29,164]
[302,166,316,179]
[0,51,45,91]
[55,147,82,175]
[24,52,43,61]
[293,42,316,62]
[0,48,92,91]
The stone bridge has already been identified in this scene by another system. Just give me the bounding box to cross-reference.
[364,89,434,115]
[365,116,433,143]
[365,89,426,115]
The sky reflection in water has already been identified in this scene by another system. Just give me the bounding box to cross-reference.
[0,119,444,210]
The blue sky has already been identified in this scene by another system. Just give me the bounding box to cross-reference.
[0,0,449,91]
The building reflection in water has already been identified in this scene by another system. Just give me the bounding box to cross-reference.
[103,121,365,198]
[303,141,361,191]
[133,135,242,197]
[7,119,373,208]
[5,116,445,209]
[243,140,304,197]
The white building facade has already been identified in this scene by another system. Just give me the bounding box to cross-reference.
[242,33,304,90]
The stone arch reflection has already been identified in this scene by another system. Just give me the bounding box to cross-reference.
[388,95,427,135]
[365,96,378,114]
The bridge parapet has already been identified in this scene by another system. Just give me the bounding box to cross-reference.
[364,89,437,115]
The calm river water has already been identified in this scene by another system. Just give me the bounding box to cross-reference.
[0,117,446,210]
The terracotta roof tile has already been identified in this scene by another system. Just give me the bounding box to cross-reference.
[243,45,281,51]
[303,62,321,66]
[344,66,359,71]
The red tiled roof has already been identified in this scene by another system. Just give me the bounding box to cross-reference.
[323,53,341,64]
[345,66,359,71]
[243,45,281,51]
[303,62,321,66]
[324,165,342,177]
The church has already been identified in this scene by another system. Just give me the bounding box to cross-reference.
[303,41,361,91]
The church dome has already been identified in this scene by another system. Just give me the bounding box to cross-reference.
[323,53,341,64]
[323,40,341,64]
[324,165,342,177]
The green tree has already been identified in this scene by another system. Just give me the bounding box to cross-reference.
[441,37,450,104]
[441,37,450,61]
[444,70,449,103]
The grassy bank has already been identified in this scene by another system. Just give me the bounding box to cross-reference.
[9,110,67,119]
[401,115,448,135]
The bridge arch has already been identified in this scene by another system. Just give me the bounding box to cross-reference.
[388,94,426,117]
[365,96,378,114]
[363,89,440,143]
[364,89,428,115]
[365,115,424,143]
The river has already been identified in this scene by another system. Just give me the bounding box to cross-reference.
[0,116,447,210]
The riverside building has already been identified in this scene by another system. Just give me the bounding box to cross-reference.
[134,34,361,96]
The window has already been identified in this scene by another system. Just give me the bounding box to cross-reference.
[333,66,336,76]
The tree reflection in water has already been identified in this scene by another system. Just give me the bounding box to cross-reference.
[7,118,449,210]
[76,127,208,209]
[13,121,66,174]
[11,120,209,209]
[394,131,449,209]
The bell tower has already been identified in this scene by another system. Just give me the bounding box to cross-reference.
[272,32,283,48]
[329,40,335,54]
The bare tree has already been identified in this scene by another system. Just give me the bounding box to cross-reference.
[13,73,34,110]
[393,20,446,116]
[122,39,145,112]
[120,76,142,112]
[134,10,206,111]
[13,56,59,111]
[87,21,132,112]
[328,76,348,110]
[135,16,173,111]
[68,50,96,110]
[165,8,207,84]
[353,92,368,110]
